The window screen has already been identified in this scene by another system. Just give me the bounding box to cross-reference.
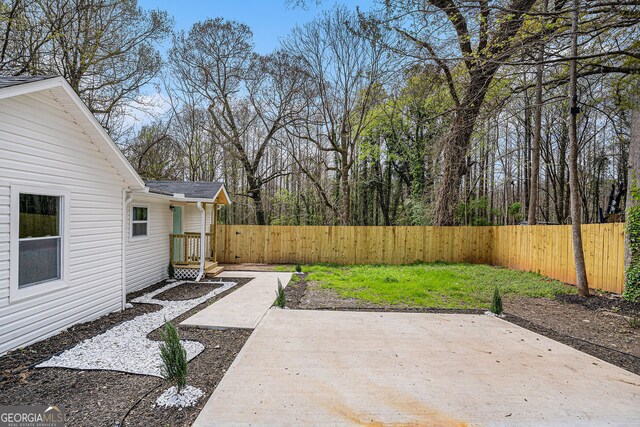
[18,194,62,287]
[132,206,148,237]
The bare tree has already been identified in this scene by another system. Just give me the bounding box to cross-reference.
[568,0,589,296]
[528,0,548,225]
[123,119,184,180]
[170,18,304,224]
[1,0,171,134]
[284,6,392,224]
[0,0,53,75]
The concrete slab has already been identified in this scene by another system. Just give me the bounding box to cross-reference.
[181,271,292,329]
[194,310,640,426]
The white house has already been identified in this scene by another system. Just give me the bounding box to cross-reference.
[0,76,230,355]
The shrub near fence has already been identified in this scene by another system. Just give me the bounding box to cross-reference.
[214,223,625,294]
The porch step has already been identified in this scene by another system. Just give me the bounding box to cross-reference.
[205,261,218,272]
[206,266,225,277]
[174,261,218,271]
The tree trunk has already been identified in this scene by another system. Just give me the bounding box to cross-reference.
[340,152,350,225]
[568,0,589,297]
[625,111,640,268]
[248,176,266,225]
[528,0,548,225]
[434,74,494,225]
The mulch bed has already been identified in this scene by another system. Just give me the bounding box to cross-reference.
[283,273,308,307]
[288,274,640,375]
[0,277,253,427]
[155,281,224,301]
[556,293,640,317]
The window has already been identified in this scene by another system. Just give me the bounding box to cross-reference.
[10,185,69,302]
[131,206,148,238]
[19,194,62,287]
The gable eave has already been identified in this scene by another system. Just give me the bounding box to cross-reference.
[0,76,146,190]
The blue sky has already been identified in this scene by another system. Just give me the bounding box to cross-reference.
[139,0,376,54]
[128,1,377,128]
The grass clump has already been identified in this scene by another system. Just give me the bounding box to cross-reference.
[304,262,574,310]
[295,264,302,273]
[274,278,286,308]
[159,320,188,392]
[490,287,503,315]
[627,316,640,329]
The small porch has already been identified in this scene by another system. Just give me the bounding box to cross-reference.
[143,180,231,281]
[170,231,224,278]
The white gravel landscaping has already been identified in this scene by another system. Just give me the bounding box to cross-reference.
[37,280,236,377]
[155,385,204,408]
[484,311,506,318]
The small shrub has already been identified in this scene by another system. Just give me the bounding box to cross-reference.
[168,262,175,279]
[627,316,640,329]
[274,279,286,308]
[159,321,188,393]
[295,264,302,273]
[490,287,503,315]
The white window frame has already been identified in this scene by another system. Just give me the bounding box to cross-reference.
[10,184,71,303]
[131,204,149,240]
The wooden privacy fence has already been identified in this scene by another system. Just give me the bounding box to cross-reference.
[214,223,626,294]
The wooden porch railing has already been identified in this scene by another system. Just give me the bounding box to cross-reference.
[170,232,216,265]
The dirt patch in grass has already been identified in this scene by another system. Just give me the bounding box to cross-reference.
[155,281,224,301]
[0,278,253,427]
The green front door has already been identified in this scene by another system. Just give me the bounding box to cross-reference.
[172,206,183,262]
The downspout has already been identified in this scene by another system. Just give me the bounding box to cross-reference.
[121,190,133,310]
[196,201,206,282]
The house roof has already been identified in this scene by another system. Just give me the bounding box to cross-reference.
[0,75,145,189]
[0,75,57,89]
[145,181,231,204]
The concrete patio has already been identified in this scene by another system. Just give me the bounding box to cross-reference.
[194,309,640,426]
[181,271,292,329]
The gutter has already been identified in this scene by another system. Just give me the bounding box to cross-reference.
[195,201,206,282]
[121,190,133,310]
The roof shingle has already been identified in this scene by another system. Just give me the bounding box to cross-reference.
[0,75,57,89]
[145,181,226,200]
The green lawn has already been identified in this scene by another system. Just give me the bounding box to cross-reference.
[278,263,575,309]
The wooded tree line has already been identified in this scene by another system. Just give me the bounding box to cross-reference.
[2,0,640,228]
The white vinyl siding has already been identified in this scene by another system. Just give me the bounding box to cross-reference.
[0,90,128,355]
[182,203,214,233]
[125,195,171,292]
